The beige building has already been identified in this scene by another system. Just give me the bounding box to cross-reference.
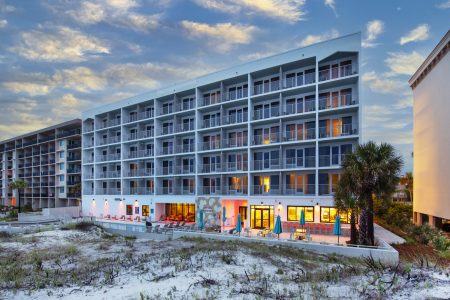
[409,30,450,228]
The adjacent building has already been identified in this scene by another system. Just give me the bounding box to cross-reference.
[82,33,361,229]
[0,119,82,210]
[410,30,450,228]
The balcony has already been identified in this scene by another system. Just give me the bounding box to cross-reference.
[124,187,154,195]
[222,138,247,149]
[319,94,358,111]
[200,163,222,173]
[224,185,247,196]
[96,188,121,195]
[83,125,94,133]
[254,107,280,120]
[200,140,221,151]
[97,118,121,130]
[97,171,120,179]
[176,165,195,175]
[67,192,81,198]
[84,141,94,148]
[225,161,248,172]
[253,159,280,171]
[126,130,154,141]
[160,126,174,136]
[67,142,82,149]
[252,134,280,146]
[161,167,174,176]
[199,94,222,107]
[319,154,341,167]
[176,123,195,133]
[126,149,153,159]
[284,184,316,195]
[318,64,356,82]
[160,146,174,155]
[97,153,121,162]
[67,168,81,174]
[253,185,280,195]
[179,143,194,153]
[253,79,280,96]
[57,128,81,138]
[199,185,222,195]
[83,174,94,180]
[124,110,154,123]
[318,124,358,139]
[97,136,121,146]
[157,187,179,195]
[318,184,336,195]
[83,157,94,164]
[67,155,81,162]
[124,168,154,177]
[67,180,81,186]
[284,128,316,142]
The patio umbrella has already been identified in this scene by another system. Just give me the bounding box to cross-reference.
[273,215,282,239]
[236,213,242,236]
[222,206,227,232]
[199,209,204,230]
[299,209,306,230]
[334,215,342,245]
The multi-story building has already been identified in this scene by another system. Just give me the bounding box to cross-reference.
[410,30,450,228]
[82,33,361,229]
[0,119,82,210]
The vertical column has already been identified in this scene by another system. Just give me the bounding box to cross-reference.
[247,73,252,197]
[120,108,124,197]
[315,59,319,198]
[194,88,200,196]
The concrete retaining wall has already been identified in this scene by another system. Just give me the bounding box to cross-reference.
[172,231,399,264]
[43,206,80,219]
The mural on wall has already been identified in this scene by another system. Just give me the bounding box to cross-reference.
[196,196,221,227]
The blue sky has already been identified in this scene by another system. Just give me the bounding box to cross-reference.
[0,0,449,172]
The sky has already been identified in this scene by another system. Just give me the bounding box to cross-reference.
[0,0,449,172]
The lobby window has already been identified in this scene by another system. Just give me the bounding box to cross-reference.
[142,205,149,217]
[287,206,314,222]
[320,207,350,223]
[126,205,133,215]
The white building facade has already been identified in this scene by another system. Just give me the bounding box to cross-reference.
[410,30,450,228]
[81,33,361,229]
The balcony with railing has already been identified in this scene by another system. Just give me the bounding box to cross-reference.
[126,129,154,141]
[319,154,341,167]
[318,124,358,139]
[97,118,121,130]
[200,163,222,174]
[124,186,154,195]
[83,141,95,148]
[97,171,121,179]
[67,155,81,162]
[83,124,94,133]
[199,140,221,151]
[124,110,154,123]
[67,141,82,149]
[83,173,94,180]
[222,87,248,102]
[97,153,121,162]
[176,165,195,175]
[253,78,280,96]
[252,185,281,195]
[318,63,356,82]
[157,186,179,195]
[95,187,121,195]
[252,133,280,146]
[284,184,316,195]
[199,93,222,107]
[175,122,195,133]
[126,149,153,159]
[160,126,174,136]
[222,137,248,149]
[83,156,94,164]
[124,168,154,177]
[253,159,280,171]
[224,185,248,196]
[318,184,336,195]
[319,94,358,111]
[57,128,81,138]
[253,106,280,120]
[97,135,121,146]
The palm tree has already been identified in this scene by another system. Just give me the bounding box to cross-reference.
[9,179,28,213]
[334,172,359,244]
[339,142,403,246]
[399,172,413,203]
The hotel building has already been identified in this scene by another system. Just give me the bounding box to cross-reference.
[0,119,82,210]
[410,30,450,228]
[82,33,361,229]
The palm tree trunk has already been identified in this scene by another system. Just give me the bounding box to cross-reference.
[359,207,368,245]
[17,189,21,213]
[350,210,357,244]
[367,196,374,246]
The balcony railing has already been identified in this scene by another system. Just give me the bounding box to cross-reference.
[97,153,121,162]
[319,94,358,110]
[95,188,121,195]
[284,184,316,195]
[126,149,153,159]
[222,138,248,149]
[176,165,195,175]
[253,80,280,95]
[223,88,248,102]
[199,186,222,195]
[160,126,174,136]
[124,187,154,195]
[226,161,248,172]
[97,118,121,130]
[200,140,221,151]
[254,107,280,120]
[83,125,94,133]
[97,135,121,146]
[253,185,280,195]
[157,187,179,195]
[202,118,221,129]
[124,110,154,123]
[319,124,358,139]
[224,185,247,195]
[97,171,120,179]
[126,130,154,141]
[199,94,222,107]
[252,134,280,145]
[124,168,154,177]
[253,159,280,171]
[201,163,222,173]
[83,174,94,180]
[318,184,336,195]
[319,64,356,82]
[176,123,195,133]
[57,128,81,138]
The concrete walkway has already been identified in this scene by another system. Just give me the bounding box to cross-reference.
[374,223,405,244]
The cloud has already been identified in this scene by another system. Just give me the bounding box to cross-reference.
[393,97,413,109]
[9,26,110,62]
[0,19,6,28]
[297,29,339,47]
[181,21,257,53]
[399,24,430,45]
[436,0,450,9]
[53,67,107,92]
[0,3,15,12]
[362,71,407,94]
[193,0,306,24]
[385,51,425,76]
[66,0,160,32]
[2,82,51,96]
[324,0,337,16]
[362,19,384,48]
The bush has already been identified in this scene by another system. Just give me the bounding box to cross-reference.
[61,221,100,232]
[7,209,18,219]
[22,203,33,212]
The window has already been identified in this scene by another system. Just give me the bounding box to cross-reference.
[59,163,65,170]
[126,205,133,215]
[59,151,65,158]
[59,140,65,146]
[287,206,314,222]
[142,205,149,217]
[59,175,65,181]
[320,207,350,223]
[59,187,65,193]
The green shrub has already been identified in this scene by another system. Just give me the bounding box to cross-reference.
[22,203,33,212]
[432,234,450,252]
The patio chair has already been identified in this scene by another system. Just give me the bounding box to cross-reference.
[228,228,235,234]
[179,220,186,228]
[111,215,118,220]
[159,215,166,222]
[167,222,175,228]
[134,216,140,222]
[174,220,181,228]
[119,215,125,221]
[126,216,132,221]
[153,225,161,234]
[105,214,111,219]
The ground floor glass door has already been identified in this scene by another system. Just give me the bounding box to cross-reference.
[250,205,274,229]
